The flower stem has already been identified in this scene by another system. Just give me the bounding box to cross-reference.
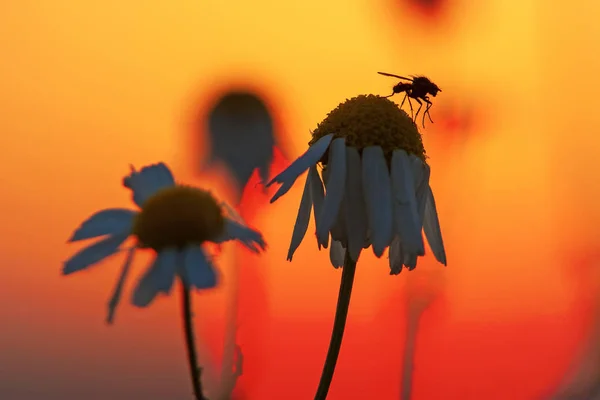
[180,279,208,400]
[314,249,357,400]
[400,312,421,400]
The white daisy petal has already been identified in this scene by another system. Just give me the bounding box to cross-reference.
[287,173,313,261]
[403,253,417,270]
[124,163,176,208]
[214,218,266,253]
[309,165,328,249]
[155,249,179,294]
[330,200,347,246]
[221,201,245,224]
[267,134,334,203]
[423,186,447,265]
[69,208,136,242]
[182,247,218,289]
[344,146,368,262]
[410,155,431,226]
[329,240,346,269]
[388,236,404,275]
[62,232,130,275]
[362,146,394,258]
[106,247,136,324]
[390,150,425,256]
[317,138,347,246]
[131,249,179,307]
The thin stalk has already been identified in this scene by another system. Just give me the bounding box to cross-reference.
[400,312,421,400]
[181,279,207,400]
[314,249,358,400]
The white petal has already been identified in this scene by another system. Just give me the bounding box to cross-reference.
[182,247,218,289]
[344,146,368,262]
[403,253,417,271]
[317,138,347,246]
[362,146,394,258]
[390,150,425,256]
[131,249,179,307]
[330,199,347,246]
[214,218,266,253]
[69,208,136,242]
[388,236,404,275]
[410,155,431,226]
[423,186,447,265]
[221,201,245,224]
[106,247,136,324]
[309,165,328,249]
[267,134,334,203]
[286,173,313,261]
[63,232,130,275]
[123,162,176,208]
[329,240,346,269]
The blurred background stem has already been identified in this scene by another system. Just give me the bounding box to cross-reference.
[401,312,422,400]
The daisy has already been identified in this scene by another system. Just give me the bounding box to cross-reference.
[266,94,446,399]
[63,162,266,400]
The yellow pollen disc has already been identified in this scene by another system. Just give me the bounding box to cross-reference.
[309,94,427,163]
[132,186,225,251]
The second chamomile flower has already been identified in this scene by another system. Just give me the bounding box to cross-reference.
[63,162,266,323]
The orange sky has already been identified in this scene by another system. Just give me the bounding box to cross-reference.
[0,1,599,399]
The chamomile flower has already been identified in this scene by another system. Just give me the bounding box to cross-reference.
[267,94,446,273]
[63,162,266,323]
[266,94,447,399]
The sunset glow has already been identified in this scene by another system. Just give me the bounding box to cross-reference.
[1,1,599,399]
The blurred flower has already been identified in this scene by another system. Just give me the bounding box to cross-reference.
[63,162,266,324]
[267,94,447,399]
[203,92,276,203]
[268,94,446,272]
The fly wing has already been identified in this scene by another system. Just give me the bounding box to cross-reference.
[203,91,276,204]
[377,71,413,81]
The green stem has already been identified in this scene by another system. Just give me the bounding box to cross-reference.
[180,279,208,400]
[314,249,358,400]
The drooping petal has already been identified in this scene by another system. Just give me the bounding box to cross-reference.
[388,236,404,275]
[362,146,394,258]
[63,232,130,275]
[267,134,334,203]
[403,253,417,271]
[423,186,447,266]
[286,172,313,261]
[309,165,328,249]
[316,138,347,246]
[410,155,431,226]
[106,247,136,325]
[123,162,176,208]
[344,146,368,262]
[182,247,218,289]
[69,208,136,242]
[131,249,179,307]
[330,199,347,246]
[390,150,425,256]
[214,219,267,253]
[329,240,346,269]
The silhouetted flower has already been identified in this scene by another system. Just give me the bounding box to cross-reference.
[267,94,447,399]
[268,94,446,272]
[63,162,266,324]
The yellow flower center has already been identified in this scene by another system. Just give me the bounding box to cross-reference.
[309,94,426,163]
[132,186,225,251]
